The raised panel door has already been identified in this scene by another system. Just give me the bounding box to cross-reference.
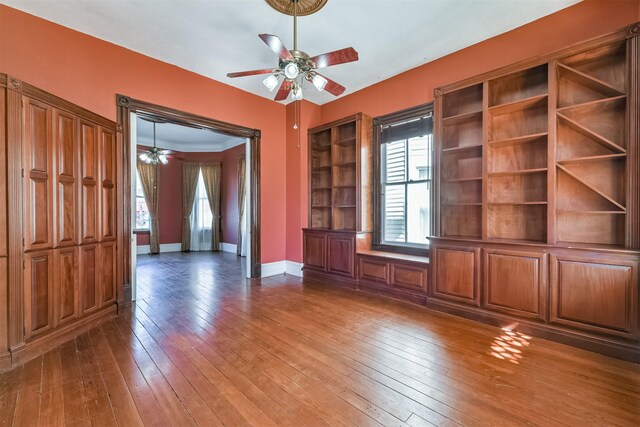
[303,231,326,271]
[24,250,54,338]
[53,108,79,247]
[80,244,99,313]
[358,256,389,285]
[391,262,427,292]
[432,246,480,306]
[327,233,355,277]
[80,120,100,244]
[23,97,53,251]
[100,127,116,241]
[99,241,116,307]
[54,247,79,325]
[550,255,638,339]
[483,249,547,320]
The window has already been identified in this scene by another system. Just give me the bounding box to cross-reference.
[135,170,150,230]
[193,170,213,230]
[375,105,434,252]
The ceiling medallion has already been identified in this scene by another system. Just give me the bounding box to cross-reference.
[265,0,327,17]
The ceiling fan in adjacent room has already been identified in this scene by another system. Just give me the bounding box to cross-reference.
[139,119,171,165]
[227,0,359,101]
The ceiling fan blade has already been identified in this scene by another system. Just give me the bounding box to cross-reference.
[274,80,292,101]
[317,74,346,96]
[259,34,294,61]
[310,47,359,69]
[227,68,275,78]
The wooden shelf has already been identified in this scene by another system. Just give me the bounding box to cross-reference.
[441,143,483,154]
[488,168,547,177]
[312,165,332,171]
[557,153,626,165]
[334,185,356,189]
[312,144,332,152]
[311,205,331,209]
[489,201,547,206]
[334,161,356,167]
[557,210,625,214]
[557,94,626,114]
[442,110,482,125]
[313,186,332,190]
[489,94,548,116]
[557,113,626,154]
[443,202,483,206]
[335,137,356,147]
[334,205,356,208]
[489,132,548,147]
[557,164,625,211]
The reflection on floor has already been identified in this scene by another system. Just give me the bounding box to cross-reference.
[2,252,639,426]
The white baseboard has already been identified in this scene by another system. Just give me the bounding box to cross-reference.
[220,242,238,254]
[137,243,182,255]
[285,261,303,277]
[260,260,303,278]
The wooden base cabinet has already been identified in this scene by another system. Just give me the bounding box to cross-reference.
[358,252,428,304]
[54,247,79,325]
[24,250,54,339]
[429,237,639,361]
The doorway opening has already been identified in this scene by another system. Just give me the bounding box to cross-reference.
[116,95,261,302]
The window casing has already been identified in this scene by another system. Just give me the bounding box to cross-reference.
[373,104,434,254]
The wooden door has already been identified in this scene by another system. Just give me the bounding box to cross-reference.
[80,120,100,244]
[99,241,116,307]
[100,127,116,241]
[24,250,54,338]
[53,108,79,247]
[327,233,355,277]
[80,244,99,314]
[482,249,547,320]
[23,97,53,251]
[431,245,480,306]
[550,254,638,339]
[303,231,327,271]
[54,246,79,325]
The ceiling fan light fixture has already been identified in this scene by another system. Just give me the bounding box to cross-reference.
[139,152,150,163]
[292,85,303,101]
[312,74,328,91]
[284,62,300,79]
[263,74,279,92]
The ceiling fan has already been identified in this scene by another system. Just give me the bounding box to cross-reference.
[226,0,359,101]
[138,119,171,165]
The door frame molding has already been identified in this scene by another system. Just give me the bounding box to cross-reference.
[115,95,262,300]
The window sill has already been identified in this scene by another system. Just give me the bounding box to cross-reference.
[370,243,429,258]
[358,248,429,265]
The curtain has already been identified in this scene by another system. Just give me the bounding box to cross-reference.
[136,160,160,254]
[181,162,200,251]
[237,156,246,256]
[201,162,222,251]
[189,171,213,251]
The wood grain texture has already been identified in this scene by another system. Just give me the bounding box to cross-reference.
[6,252,640,425]
[53,108,79,248]
[431,246,479,306]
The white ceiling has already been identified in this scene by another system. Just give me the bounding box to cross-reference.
[136,117,245,152]
[3,0,580,105]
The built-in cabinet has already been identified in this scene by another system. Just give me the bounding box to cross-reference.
[0,74,120,371]
[431,26,639,361]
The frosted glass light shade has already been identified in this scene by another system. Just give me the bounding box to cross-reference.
[263,74,279,92]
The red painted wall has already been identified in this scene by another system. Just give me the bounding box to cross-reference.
[285,0,640,262]
[0,5,286,263]
[135,145,244,248]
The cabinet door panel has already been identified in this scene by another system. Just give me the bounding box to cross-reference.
[24,250,54,338]
[99,241,116,307]
[391,263,427,292]
[359,257,389,284]
[55,247,79,324]
[80,121,99,244]
[100,127,116,240]
[432,246,479,306]
[327,234,355,277]
[483,249,547,320]
[23,97,53,251]
[54,109,79,247]
[303,232,326,271]
[80,244,99,313]
[551,256,638,338]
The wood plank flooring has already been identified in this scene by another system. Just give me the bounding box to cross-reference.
[1,251,639,426]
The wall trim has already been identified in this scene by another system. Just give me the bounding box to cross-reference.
[220,242,238,254]
[260,260,303,278]
[137,243,182,255]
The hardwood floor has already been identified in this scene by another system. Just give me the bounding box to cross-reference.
[1,251,639,426]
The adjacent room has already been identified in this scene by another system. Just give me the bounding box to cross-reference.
[0,0,638,425]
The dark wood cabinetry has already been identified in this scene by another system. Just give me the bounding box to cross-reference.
[0,75,120,371]
[431,27,639,361]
